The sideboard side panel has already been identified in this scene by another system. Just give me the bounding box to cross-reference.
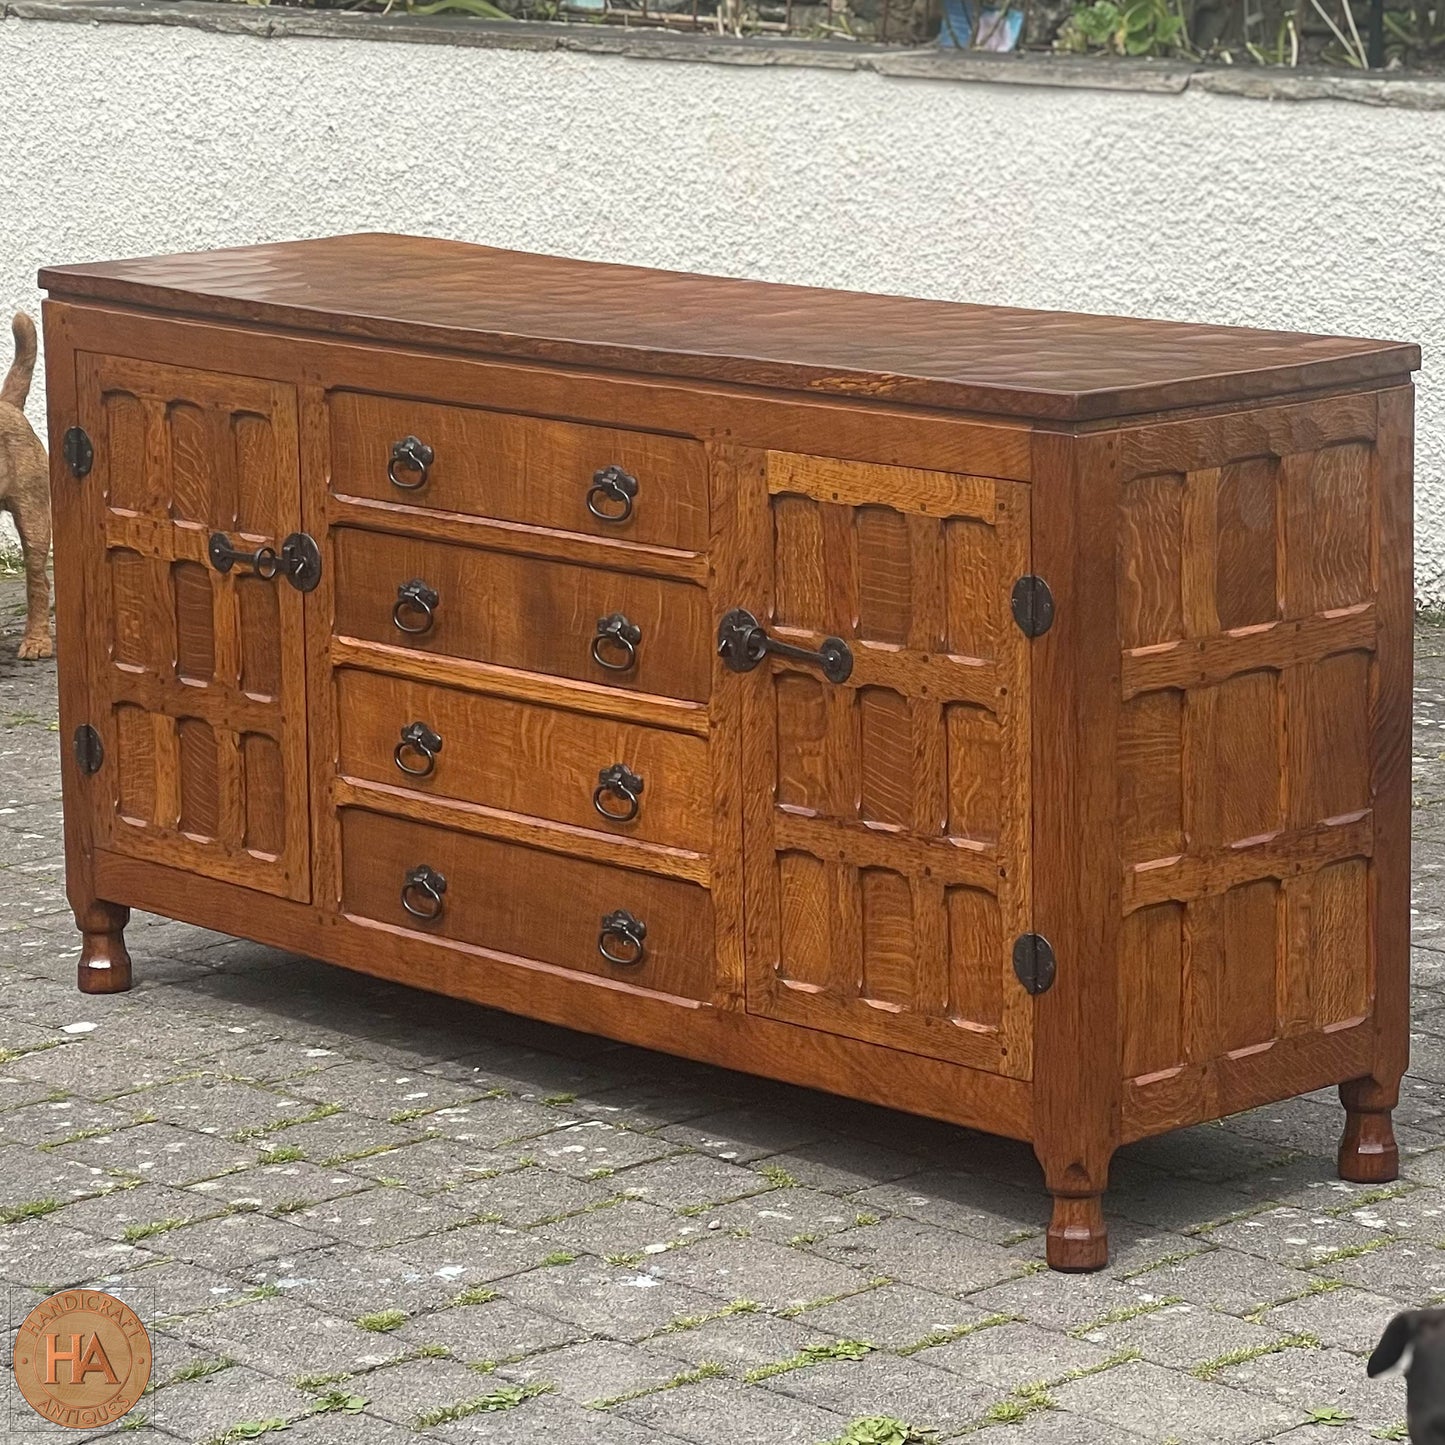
[1112,390,1408,1136]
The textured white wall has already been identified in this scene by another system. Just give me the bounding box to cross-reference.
[1,17,1440,594]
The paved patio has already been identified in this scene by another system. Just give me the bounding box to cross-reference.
[0,567,1441,1444]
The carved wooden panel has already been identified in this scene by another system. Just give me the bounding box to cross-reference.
[78,354,310,900]
[1115,397,1387,1086]
[742,453,1033,1078]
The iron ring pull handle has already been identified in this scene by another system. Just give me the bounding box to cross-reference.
[586,465,639,524]
[593,762,644,824]
[599,909,647,966]
[394,721,443,778]
[393,578,440,635]
[388,435,434,491]
[591,613,642,672]
[207,532,322,593]
[716,607,853,685]
[401,864,447,921]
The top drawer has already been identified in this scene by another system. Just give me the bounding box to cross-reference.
[330,392,708,551]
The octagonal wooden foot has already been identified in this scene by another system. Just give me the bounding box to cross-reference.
[77,903,132,994]
[1047,1194,1108,1272]
[1339,1079,1399,1185]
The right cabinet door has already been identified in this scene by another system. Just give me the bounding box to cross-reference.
[735,452,1035,1080]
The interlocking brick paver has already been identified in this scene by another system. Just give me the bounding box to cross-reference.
[4,592,1445,1441]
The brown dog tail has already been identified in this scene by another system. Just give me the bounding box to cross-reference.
[0,313,37,410]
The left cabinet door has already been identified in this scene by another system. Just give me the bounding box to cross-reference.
[76,353,311,901]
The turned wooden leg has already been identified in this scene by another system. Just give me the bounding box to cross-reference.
[1339,1076,1400,1184]
[1047,1191,1109,1272]
[76,902,132,994]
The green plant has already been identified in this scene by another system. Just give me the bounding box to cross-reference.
[355,1309,408,1332]
[822,1420,938,1445]
[310,1391,368,1414]
[1058,0,1186,55]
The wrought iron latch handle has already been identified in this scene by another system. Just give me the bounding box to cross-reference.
[716,608,853,685]
[208,532,322,593]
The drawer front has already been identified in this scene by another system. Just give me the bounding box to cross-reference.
[336,669,711,850]
[333,529,711,702]
[330,391,708,551]
[342,808,714,1001]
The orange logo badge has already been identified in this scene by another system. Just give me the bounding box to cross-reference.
[12,1290,151,1430]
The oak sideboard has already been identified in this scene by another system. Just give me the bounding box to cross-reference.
[39,235,1417,1271]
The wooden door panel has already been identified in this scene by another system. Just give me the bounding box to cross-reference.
[1116,405,1393,1088]
[80,354,310,901]
[741,453,1033,1078]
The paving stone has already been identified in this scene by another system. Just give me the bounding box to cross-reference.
[1262,1283,1405,1353]
[391,1220,559,1283]
[443,1162,621,1228]
[1050,1358,1299,1443]
[850,1169,1049,1245]
[812,1216,1021,1295]
[390,1295,579,1362]
[48,1181,217,1240]
[184,1160,371,1212]
[801,1356,1006,1433]
[499,1337,689,1405]
[243,1244,461,1319]
[145,1362,313,1438]
[0,1218,157,1289]
[280,1057,493,1119]
[613,1376,846,1443]
[429,1392,676,1441]
[1076,1297,1282,1370]
[609,1152,775,1212]
[533,1196,688,1257]
[287,1183,472,1248]
[266,1111,425,1166]
[1325,1235,1445,1301]
[701,1187,874,1244]
[152,1210,331,1270]
[263,1413,419,1445]
[500,1259,725,1341]
[172,1293,404,1379]
[47,1121,257,1185]
[0,1094,137,1147]
[351,1355,504,1427]
[915,1319,1115,1390]
[332,1137,527,1192]
[1216,1342,1400,1431]
[1127,1246,1325,1316]
[645,1236,880,1311]
[642,1307,834,1371]
[528,1118,679,1177]
[1203,1203,1401,1270]
[793,1281,993,1352]
[749,1136,924,1194]
[970,1273,1182,1335]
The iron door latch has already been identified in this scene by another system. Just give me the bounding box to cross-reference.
[1013,933,1057,995]
[63,427,93,478]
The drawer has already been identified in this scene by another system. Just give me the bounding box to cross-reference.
[330,391,708,551]
[341,808,714,1002]
[336,669,711,851]
[333,528,711,702]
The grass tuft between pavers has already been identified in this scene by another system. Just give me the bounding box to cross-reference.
[355,1309,409,1333]
[745,1338,873,1382]
[820,1419,938,1445]
[589,1362,725,1410]
[0,1197,61,1224]
[414,1381,553,1427]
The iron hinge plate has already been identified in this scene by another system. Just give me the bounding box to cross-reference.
[73,724,104,776]
[1011,575,1055,638]
[1013,932,1056,995]
[62,427,93,479]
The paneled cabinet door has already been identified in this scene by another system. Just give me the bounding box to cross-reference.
[76,354,311,901]
[735,453,1034,1080]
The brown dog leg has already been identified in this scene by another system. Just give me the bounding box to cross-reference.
[10,481,52,660]
[1339,1076,1400,1184]
[77,902,132,993]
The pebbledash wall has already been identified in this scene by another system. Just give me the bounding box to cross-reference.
[1,3,1443,598]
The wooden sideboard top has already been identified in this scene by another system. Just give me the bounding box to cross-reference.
[40,233,1419,422]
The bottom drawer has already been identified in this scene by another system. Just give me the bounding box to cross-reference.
[340,808,715,1002]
